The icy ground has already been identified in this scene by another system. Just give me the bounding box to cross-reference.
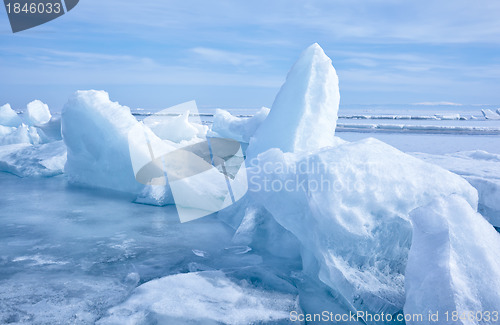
[0,173,301,324]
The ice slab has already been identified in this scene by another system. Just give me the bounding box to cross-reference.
[404,194,500,324]
[481,108,500,120]
[98,271,299,325]
[336,123,500,135]
[247,43,341,159]
[411,151,500,227]
[248,138,478,319]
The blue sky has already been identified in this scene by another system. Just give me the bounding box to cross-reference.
[1,0,500,111]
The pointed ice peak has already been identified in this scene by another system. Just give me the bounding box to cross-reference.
[246,43,340,159]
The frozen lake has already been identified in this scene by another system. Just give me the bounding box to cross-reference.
[1,102,500,324]
[0,172,302,323]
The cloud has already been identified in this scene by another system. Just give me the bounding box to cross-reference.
[413,102,463,106]
[189,48,265,67]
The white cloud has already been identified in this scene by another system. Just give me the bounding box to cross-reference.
[413,102,463,106]
[189,48,264,66]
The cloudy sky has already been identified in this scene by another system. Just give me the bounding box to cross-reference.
[1,0,500,110]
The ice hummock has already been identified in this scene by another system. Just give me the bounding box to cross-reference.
[0,103,22,127]
[0,100,59,146]
[98,271,299,325]
[246,43,341,159]
[481,108,500,120]
[0,141,66,177]
[62,90,157,194]
[405,195,500,324]
[210,107,270,143]
[411,151,500,227]
[142,101,208,143]
[246,138,478,319]
[26,100,52,126]
[2,43,500,325]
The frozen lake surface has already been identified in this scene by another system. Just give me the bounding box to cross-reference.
[0,173,302,324]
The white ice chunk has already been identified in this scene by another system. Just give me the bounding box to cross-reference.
[246,43,341,159]
[248,138,478,319]
[62,90,173,194]
[144,101,208,143]
[404,194,500,324]
[481,108,500,120]
[98,271,299,325]
[210,107,270,143]
[0,104,22,127]
[26,100,52,126]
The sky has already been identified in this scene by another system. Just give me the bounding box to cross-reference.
[1,0,500,111]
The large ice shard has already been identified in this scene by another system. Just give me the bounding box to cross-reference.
[248,138,478,321]
[246,43,341,159]
[405,195,500,325]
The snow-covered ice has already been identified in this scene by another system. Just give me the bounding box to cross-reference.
[0,141,66,177]
[246,43,341,159]
[405,194,500,324]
